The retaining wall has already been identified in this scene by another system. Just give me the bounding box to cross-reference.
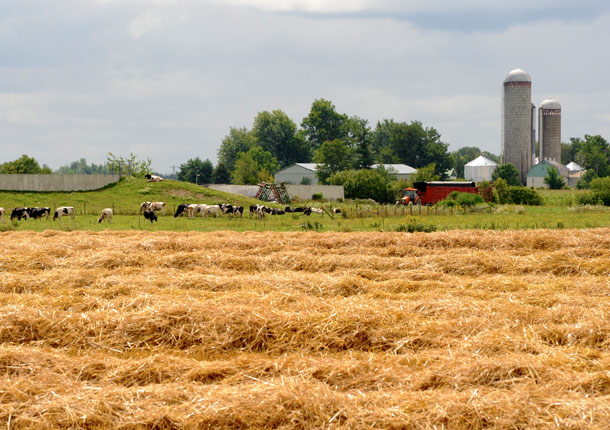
[0,174,121,191]
[207,184,344,201]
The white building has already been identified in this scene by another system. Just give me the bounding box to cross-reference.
[464,155,498,183]
[274,163,320,185]
[371,164,416,181]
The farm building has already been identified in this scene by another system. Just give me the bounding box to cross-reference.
[526,160,569,188]
[464,155,498,183]
[274,163,320,185]
[274,163,415,185]
[371,164,416,180]
[566,161,582,172]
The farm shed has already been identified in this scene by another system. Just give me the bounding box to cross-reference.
[372,164,416,180]
[464,155,497,183]
[526,160,570,188]
[274,163,320,185]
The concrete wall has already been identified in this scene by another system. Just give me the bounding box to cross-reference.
[207,184,344,201]
[206,184,259,198]
[0,174,121,191]
[286,185,344,201]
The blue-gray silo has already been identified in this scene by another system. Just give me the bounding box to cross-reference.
[502,68,533,184]
[538,99,562,163]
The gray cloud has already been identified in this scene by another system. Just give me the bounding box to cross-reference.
[1,0,609,172]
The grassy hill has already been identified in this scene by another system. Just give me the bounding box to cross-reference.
[0,177,266,216]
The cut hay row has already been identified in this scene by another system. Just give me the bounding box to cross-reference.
[1,229,609,429]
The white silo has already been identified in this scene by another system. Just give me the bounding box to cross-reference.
[502,68,533,184]
[538,99,561,163]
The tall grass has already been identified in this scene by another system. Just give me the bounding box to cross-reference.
[1,229,609,428]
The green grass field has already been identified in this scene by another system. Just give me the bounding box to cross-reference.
[1,177,609,232]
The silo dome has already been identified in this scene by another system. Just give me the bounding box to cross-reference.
[540,99,561,110]
[504,68,532,83]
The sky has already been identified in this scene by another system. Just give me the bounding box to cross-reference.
[2,0,610,174]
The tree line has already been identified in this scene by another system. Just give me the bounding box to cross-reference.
[3,99,610,196]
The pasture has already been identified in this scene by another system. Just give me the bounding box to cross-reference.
[1,229,609,428]
[2,177,610,233]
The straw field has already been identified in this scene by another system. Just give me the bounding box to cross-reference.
[1,228,609,429]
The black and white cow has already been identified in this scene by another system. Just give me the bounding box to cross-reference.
[53,206,75,221]
[174,203,191,217]
[198,204,220,218]
[145,174,164,182]
[140,201,166,216]
[220,204,244,218]
[143,209,158,223]
[10,207,29,221]
[0,207,4,222]
[27,207,51,220]
[98,208,113,223]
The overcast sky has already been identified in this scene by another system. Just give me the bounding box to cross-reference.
[2,0,610,173]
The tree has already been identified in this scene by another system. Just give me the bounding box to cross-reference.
[231,147,279,185]
[328,169,393,203]
[212,162,231,184]
[492,163,521,186]
[231,153,259,185]
[1,155,52,174]
[253,110,310,167]
[106,153,152,178]
[217,127,258,174]
[574,135,610,178]
[177,157,213,184]
[313,139,354,184]
[411,163,440,183]
[56,158,105,174]
[544,166,566,189]
[246,146,280,176]
[371,120,451,177]
[450,147,481,178]
[346,116,374,169]
[301,99,348,151]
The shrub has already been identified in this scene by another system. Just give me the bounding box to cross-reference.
[328,169,394,203]
[441,191,484,209]
[394,221,437,233]
[506,187,543,205]
[311,193,324,201]
[578,176,610,205]
[544,166,566,190]
[494,178,509,204]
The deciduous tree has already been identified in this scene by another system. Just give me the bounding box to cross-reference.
[1,154,52,174]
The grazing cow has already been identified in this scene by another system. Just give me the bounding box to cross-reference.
[198,204,220,218]
[98,208,113,223]
[174,203,191,218]
[53,206,75,221]
[310,207,324,214]
[220,204,243,218]
[27,207,51,220]
[270,208,285,215]
[143,209,157,223]
[10,207,30,221]
[249,204,269,219]
[332,208,342,214]
[145,174,164,182]
[140,201,166,216]
[0,207,4,222]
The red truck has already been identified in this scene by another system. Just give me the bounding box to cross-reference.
[399,181,491,205]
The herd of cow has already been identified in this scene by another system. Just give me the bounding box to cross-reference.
[0,201,337,224]
[0,206,75,222]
